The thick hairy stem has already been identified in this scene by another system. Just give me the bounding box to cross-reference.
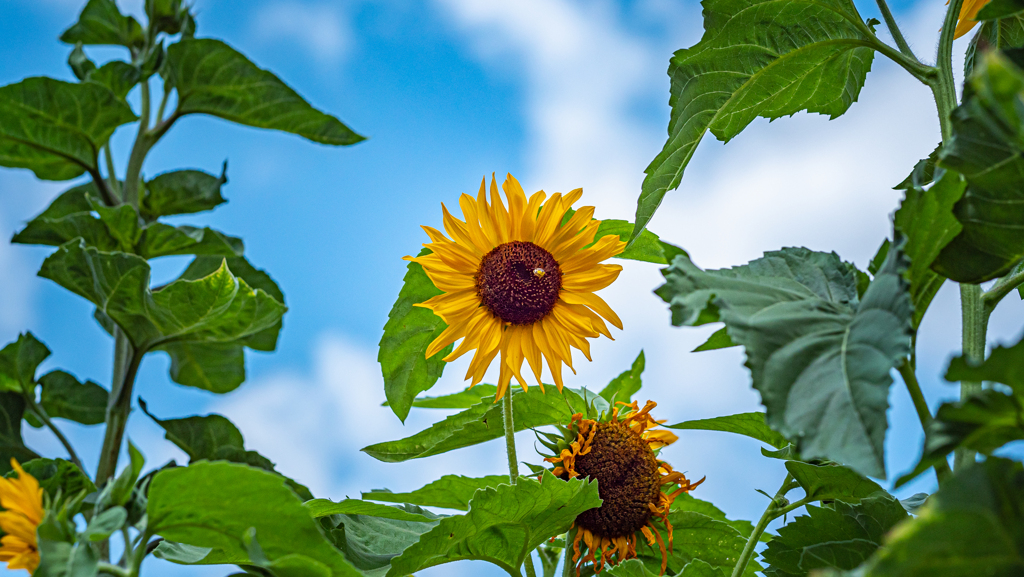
[983,267,1024,314]
[956,284,987,469]
[731,475,797,577]
[898,360,952,481]
[875,0,918,61]
[96,330,143,484]
[122,80,152,207]
[502,386,538,577]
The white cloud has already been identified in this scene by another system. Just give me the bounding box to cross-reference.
[250,2,351,64]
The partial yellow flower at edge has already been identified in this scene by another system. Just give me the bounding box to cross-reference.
[954,0,991,39]
[0,459,44,574]
[405,173,626,401]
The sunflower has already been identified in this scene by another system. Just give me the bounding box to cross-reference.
[953,0,990,39]
[0,459,44,574]
[544,400,704,575]
[406,173,626,400]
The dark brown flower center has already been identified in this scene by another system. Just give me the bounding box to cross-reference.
[573,422,662,537]
[476,241,561,325]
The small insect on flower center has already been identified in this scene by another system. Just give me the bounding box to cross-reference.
[573,422,663,537]
[476,241,562,325]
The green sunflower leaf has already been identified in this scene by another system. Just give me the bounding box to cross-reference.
[164,39,364,146]
[591,219,683,264]
[635,512,759,576]
[394,384,498,409]
[978,0,1024,21]
[893,171,965,328]
[0,332,50,393]
[141,166,229,218]
[155,342,245,394]
[895,388,1024,489]
[666,412,789,450]
[139,400,312,500]
[11,183,117,250]
[38,240,285,353]
[87,60,141,100]
[692,327,737,352]
[0,76,137,181]
[148,461,360,575]
[136,224,244,259]
[656,245,911,478]
[386,470,600,576]
[0,393,41,474]
[38,370,108,426]
[785,462,885,504]
[945,332,1024,392]
[362,475,513,511]
[59,0,145,48]
[599,350,645,405]
[632,0,875,240]
[932,51,1024,282]
[966,17,1024,76]
[849,458,1024,576]
[380,250,452,423]
[604,559,662,576]
[14,458,96,500]
[671,492,756,540]
[305,499,435,523]
[361,387,608,462]
[318,503,440,576]
[762,493,908,576]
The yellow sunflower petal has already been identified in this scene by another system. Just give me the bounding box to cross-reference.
[560,291,623,330]
[490,174,511,242]
[562,264,623,293]
[954,0,989,39]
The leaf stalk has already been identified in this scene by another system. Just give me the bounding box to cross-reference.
[730,474,797,577]
[22,392,85,473]
[874,0,918,61]
[897,359,952,482]
[982,267,1024,314]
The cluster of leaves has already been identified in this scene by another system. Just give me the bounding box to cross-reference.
[4,0,1024,575]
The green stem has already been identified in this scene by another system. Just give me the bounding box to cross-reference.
[89,169,118,207]
[23,394,85,473]
[897,360,953,482]
[982,266,1024,315]
[154,86,170,126]
[122,80,152,207]
[96,331,143,484]
[103,145,122,201]
[933,0,965,141]
[128,532,150,577]
[875,0,918,61]
[956,283,987,470]
[561,527,577,577]
[502,386,538,577]
[731,474,797,577]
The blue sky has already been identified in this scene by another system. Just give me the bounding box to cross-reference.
[1,0,1022,576]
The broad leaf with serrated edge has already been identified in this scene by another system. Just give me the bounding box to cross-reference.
[0,77,136,180]
[317,503,440,576]
[0,332,50,393]
[59,0,144,48]
[39,240,285,352]
[148,462,359,575]
[387,471,600,576]
[164,39,363,145]
[633,0,875,240]
[380,251,452,422]
[362,475,512,511]
[38,370,107,425]
[142,166,228,218]
[933,51,1024,282]
[15,458,95,499]
[305,499,435,522]
[362,387,608,462]
[785,461,884,503]
[894,171,964,328]
[854,458,1024,576]
[140,400,312,500]
[656,246,910,477]
[391,384,499,410]
[666,412,788,449]
[762,493,907,576]
[635,512,759,576]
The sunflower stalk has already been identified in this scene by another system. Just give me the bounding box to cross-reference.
[730,474,798,577]
[561,527,577,577]
[503,385,539,577]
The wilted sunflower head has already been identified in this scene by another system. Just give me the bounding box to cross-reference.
[405,173,626,401]
[543,401,704,575]
[0,459,44,574]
